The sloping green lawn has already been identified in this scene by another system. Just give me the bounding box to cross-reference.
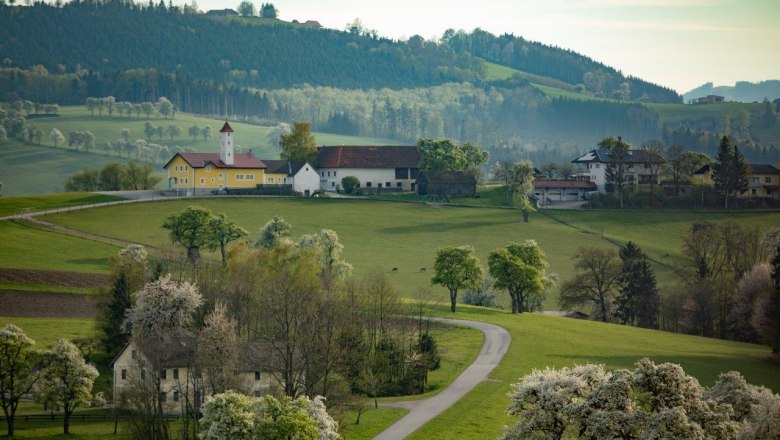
[408,305,780,440]
[0,192,125,217]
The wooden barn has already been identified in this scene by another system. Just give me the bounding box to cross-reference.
[417,171,477,197]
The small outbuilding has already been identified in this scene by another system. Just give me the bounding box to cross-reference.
[416,171,477,197]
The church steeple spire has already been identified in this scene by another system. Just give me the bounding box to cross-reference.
[219,121,234,165]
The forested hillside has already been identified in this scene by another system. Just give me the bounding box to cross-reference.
[683,81,780,103]
[1,1,778,164]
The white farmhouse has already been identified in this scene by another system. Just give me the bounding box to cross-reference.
[572,148,664,192]
[262,160,321,196]
[313,146,421,192]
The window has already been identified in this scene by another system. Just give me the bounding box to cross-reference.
[751,189,757,195]
[595,164,600,168]
[644,164,650,169]
[173,369,179,380]
[766,176,772,183]
[331,181,335,187]
[366,181,372,187]
[206,165,213,171]
[395,168,409,179]
[200,178,205,184]
[173,391,179,402]
[269,177,274,184]
[236,174,244,180]
[121,369,127,380]
[255,371,261,381]
[210,178,215,183]
[283,178,287,183]
[397,182,402,188]
[247,174,254,180]
[753,177,760,183]
[321,171,325,177]
[219,173,224,179]
[160,392,167,403]
[386,182,391,188]
[333,171,337,177]
[327,171,331,177]
[378,183,382,188]
[132,350,137,359]
[161,369,167,380]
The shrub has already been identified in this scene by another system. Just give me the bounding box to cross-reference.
[341,176,360,194]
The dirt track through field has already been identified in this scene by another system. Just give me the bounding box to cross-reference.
[0,290,103,318]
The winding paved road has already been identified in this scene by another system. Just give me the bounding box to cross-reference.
[373,319,510,440]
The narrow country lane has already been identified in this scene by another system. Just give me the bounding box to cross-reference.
[373,319,510,440]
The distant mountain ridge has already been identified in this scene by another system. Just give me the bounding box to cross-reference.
[683,81,780,103]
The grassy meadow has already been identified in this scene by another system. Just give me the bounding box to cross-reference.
[0,192,124,217]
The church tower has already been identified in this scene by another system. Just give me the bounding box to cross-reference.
[219,121,234,165]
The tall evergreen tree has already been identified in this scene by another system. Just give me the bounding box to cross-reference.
[712,136,748,208]
[616,242,659,328]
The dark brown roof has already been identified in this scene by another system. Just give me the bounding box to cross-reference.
[164,152,266,169]
[127,337,274,372]
[534,180,597,189]
[313,146,420,169]
[219,122,234,133]
[749,163,779,174]
[303,20,322,28]
[262,160,312,176]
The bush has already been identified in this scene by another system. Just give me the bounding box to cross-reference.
[341,176,360,194]
[462,276,501,308]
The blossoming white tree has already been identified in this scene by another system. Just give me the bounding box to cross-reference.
[35,339,99,435]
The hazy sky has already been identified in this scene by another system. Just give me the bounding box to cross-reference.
[187,0,779,93]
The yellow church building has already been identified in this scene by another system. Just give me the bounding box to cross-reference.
[164,122,267,195]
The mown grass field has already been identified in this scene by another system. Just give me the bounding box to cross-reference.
[0,192,124,217]
[42,198,608,305]
[0,220,118,273]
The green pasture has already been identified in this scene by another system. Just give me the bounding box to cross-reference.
[0,317,95,347]
[42,198,608,305]
[26,106,398,159]
[408,305,780,440]
[0,220,117,273]
[0,141,137,197]
[0,192,125,217]
[0,282,96,295]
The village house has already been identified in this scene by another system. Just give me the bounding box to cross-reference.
[571,148,664,192]
[164,122,267,196]
[261,160,321,196]
[691,95,726,105]
[312,145,421,192]
[694,162,780,199]
[533,180,598,205]
[111,338,274,414]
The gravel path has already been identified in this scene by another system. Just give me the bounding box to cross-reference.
[373,319,510,440]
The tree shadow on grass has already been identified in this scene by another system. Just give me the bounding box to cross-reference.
[379,219,518,234]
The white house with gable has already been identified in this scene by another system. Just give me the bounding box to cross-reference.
[572,148,664,192]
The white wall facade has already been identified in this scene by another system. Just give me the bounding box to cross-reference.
[581,163,660,192]
[292,163,321,195]
[318,168,415,191]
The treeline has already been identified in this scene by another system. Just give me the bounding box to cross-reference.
[441,28,682,103]
[0,1,481,90]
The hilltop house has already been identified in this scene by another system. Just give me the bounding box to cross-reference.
[313,146,421,192]
[571,148,664,192]
[262,160,321,196]
[111,338,274,413]
[164,122,267,196]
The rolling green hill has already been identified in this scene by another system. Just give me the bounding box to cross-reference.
[0,106,399,196]
[1,197,779,438]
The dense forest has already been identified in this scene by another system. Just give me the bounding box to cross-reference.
[440,29,682,104]
[0,0,680,101]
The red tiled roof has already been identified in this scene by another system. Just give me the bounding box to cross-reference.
[313,146,419,169]
[165,152,266,169]
[534,180,597,189]
[219,122,234,133]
